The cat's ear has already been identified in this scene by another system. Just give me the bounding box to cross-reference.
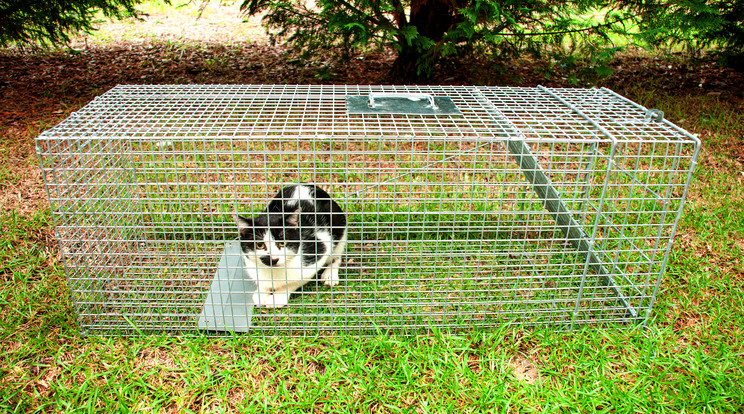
[236,215,252,236]
[285,208,301,227]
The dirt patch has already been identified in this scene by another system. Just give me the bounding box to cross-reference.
[508,354,540,384]
[0,143,47,216]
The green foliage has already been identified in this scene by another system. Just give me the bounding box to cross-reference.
[243,0,744,79]
[242,0,642,81]
[0,0,159,48]
[629,0,744,70]
[242,0,387,61]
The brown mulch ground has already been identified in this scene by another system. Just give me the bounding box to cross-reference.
[2,42,743,126]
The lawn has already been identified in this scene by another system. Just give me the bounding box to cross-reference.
[1,3,743,412]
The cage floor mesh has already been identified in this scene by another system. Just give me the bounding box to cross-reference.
[36,85,700,335]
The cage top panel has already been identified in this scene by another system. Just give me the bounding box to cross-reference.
[37,84,699,146]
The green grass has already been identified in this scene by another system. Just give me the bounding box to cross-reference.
[2,320,743,411]
[2,88,744,412]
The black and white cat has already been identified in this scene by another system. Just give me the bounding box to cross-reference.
[237,184,347,308]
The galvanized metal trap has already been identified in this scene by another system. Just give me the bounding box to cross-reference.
[36,85,700,335]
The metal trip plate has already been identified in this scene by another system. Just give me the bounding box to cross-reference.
[197,241,255,332]
[346,95,461,115]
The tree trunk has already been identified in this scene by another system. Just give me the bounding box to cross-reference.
[390,42,423,83]
[390,0,460,83]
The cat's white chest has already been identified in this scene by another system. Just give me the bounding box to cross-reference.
[243,253,314,286]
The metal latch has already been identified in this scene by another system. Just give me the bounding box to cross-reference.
[644,109,664,122]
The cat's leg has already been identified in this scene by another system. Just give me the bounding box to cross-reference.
[321,257,342,287]
[265,256,342,307]
[319,253,341,287]
[244,265,272,307]
[252,275,273,306]
[321,234,346,287]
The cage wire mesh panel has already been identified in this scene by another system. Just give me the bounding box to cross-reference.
[35,84,700,335]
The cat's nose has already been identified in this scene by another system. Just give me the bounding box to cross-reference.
[271,257,279,266]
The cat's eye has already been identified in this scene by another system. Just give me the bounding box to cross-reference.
[255,242,265,250]
[277,242,285,248]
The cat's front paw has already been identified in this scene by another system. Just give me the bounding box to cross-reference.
[322,276,339,287]
[251,291,271,307]
[252,291,289,308]
[321,266,340,287]
[263,293,289,308]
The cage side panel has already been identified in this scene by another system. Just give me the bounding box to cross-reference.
[546,88,699,318]
[92,134,626,334]
[232,137,626,333]
[482,87,699,322]
[91,135,248,333]
[36,133,145,332]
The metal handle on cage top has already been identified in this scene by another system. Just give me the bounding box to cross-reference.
[346,92,460,115]
[368,93,439,110]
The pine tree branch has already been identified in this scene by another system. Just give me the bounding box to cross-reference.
[333,0,391,29]
[497,15,636,37]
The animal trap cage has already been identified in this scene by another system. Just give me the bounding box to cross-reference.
[36,85,700,335]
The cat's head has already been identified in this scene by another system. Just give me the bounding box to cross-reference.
[237,211,301,268]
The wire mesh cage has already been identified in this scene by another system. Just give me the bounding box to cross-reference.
[36,85,700,335]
